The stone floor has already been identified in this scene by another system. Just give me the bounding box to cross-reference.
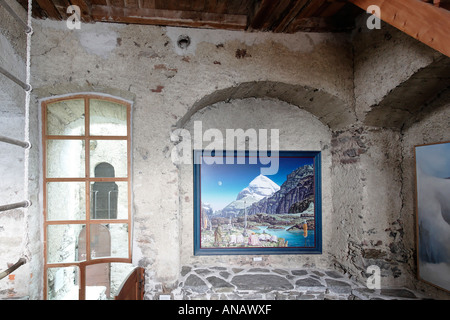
[169,266,429,300]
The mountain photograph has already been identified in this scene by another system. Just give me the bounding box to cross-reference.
[415,142,450,291]
[198,153,318,250]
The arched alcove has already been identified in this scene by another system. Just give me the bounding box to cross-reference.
[176,97,338,270]
[174,81,355,131]
[362,57,450,129]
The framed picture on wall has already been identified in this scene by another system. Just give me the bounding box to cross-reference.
[414,141,450,293]
[193,150,322,255]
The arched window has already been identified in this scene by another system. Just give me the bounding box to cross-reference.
[42,94,132,300]
[92,162,118,219]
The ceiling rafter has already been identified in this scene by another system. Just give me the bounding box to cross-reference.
[18,0,358,32]
[349,0,450,57]
[90,5,248,29]
[13,0,450,53]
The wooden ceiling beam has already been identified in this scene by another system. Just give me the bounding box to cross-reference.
[258,0,294,30]
[139,0,156,9]
[15,0,45,18]
[349,0,450,57]
[90,5,248,30]
[320,1,348,18]
[296,0,328,18]
[273,0,309,32]
[34,0,61,19]
[249,0,281,30]
[69,0,93,22]
[421,0,450,8]
[436,0,450,9]
[51,0,72,19]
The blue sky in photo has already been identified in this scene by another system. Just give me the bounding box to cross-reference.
[416,142,450,179]
[200,154,313,211]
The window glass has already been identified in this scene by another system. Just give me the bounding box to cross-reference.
[90,140,127,178]
[43,96,131,300]
[47,224,86,264]
[46,140,85,178]
[91,224,129,259]
[90,99,127,136]
[46,99,85,136]
[85,263,136,300]
[47,182,86,221]
[47,266,79,300]
[90,181,128,220]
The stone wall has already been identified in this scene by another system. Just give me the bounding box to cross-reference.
[0,7,448,300]
[29,18,354,298]
[0,0,34,299]
[146,265,427,300]
[328,17,450,296]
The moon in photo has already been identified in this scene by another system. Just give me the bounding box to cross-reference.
[218,181,223,186]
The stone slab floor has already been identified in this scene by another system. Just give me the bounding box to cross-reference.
[169,266,431,300]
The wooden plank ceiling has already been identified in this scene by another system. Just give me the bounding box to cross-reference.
[17,0,363,32]
[14,0,450,56]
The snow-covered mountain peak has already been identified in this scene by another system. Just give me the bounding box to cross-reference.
[236,174,280,201]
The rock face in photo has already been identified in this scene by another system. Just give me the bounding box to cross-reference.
[247,165,314,215]
[219,174,280,217]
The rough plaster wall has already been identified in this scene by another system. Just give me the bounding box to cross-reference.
[0,8,448,297]
[360,130,406,279]
[29,18,353,289]
[0,0,33,299]
[352,17,443,123]
[330,124,430,292]
[401,89,450,299]
[0,0,26,119]
[178,98,333,269]
[327,16,450,296]
[0,117,28,298]
[20,12,449,299]
[329,127,365,279]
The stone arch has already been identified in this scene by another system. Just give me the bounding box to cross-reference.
[362,57,450,129]
[175,81,355,130]
[177,97,335,270]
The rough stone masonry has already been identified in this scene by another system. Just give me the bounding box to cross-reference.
[147,266,428,300]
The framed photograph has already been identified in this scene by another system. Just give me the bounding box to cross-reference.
[193,150,322,255]
[414,141,450,293]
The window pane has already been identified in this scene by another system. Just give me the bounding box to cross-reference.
[90,224,129,260]
[90,181,128,220]
[47,224,85,264]
[90,140,127,178]
[44,96,131,301]
[110,263,135,298]
[86,263,110,300]
[46,99,85,136]
[86,224,111,260]
[90,99,127,136]
[47,266,79,300]
[47,182,86,221]
[85,263,135,300]
[109,224,129,259]
[46,140,85,178]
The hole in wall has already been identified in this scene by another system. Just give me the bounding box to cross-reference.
[177,35,191,50]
